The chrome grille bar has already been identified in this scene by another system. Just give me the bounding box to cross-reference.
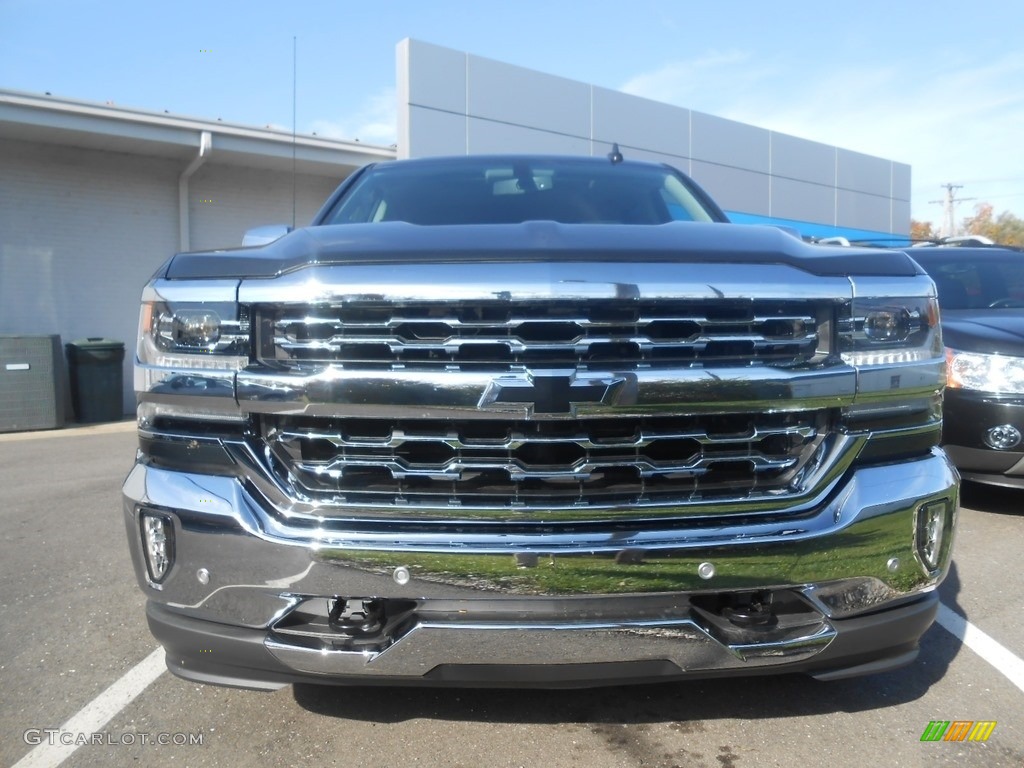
[297,451,798,482]
[259,300,821,369]
[259,413,829,510]
[270,423,817,450]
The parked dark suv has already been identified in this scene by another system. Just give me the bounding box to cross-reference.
[909,241,1024,488]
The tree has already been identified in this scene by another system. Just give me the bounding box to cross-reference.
[910,219,937,242]
[961,203,1024,247]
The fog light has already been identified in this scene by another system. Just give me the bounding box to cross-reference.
[140,511,175,584]
[984,424,1021,450]
[915,501,951,572]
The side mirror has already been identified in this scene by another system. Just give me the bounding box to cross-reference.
[242,224,293,247]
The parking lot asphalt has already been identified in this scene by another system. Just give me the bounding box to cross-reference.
[1,424,1021,768]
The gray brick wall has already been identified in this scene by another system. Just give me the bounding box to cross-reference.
[0,137,345,415]
[189,165,338,252]
[0,138,180,414]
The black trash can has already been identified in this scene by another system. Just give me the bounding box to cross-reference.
[65,338,125,423]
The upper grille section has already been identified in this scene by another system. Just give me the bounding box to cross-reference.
[256,300,821,371]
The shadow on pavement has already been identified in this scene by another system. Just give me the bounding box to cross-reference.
[959,481,1023,516]
[293,564,964,725]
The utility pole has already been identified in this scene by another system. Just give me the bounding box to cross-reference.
[929,183,975,239]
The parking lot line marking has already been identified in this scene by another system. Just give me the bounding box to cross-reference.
[12,647,166,768]
[937,603,1024,694]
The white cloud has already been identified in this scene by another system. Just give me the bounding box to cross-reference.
[621,52,1024,224]
[309,87,397,146]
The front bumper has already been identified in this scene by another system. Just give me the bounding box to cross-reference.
[123,449,959,688]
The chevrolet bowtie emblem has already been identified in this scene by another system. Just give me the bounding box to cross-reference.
[479,373,625,414]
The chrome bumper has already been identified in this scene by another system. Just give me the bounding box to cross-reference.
[124,449,958,685]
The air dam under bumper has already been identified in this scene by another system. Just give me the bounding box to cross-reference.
[123,450,958,689]
[146,594,939,689]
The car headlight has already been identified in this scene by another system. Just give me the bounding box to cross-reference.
[840,297,942,366]
[138,301,249,370]
[946,348,1024,394]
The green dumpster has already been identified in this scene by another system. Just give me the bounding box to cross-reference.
[65,338,125,423]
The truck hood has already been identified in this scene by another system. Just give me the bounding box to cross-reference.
[942,309,1024,357]
[163,221,923,280]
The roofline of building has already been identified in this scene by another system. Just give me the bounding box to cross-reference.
[0,87,397,170]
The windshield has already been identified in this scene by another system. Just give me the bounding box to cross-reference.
[913,251,1024,310]
[321,156,725,226]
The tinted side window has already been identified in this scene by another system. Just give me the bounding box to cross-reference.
[922,255,1024,309]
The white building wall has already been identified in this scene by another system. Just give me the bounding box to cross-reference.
[188,165,338,252]
[0,137,179,414]
[0,136,345,415]
[396,39,911,237]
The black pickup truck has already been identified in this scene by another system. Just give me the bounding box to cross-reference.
[123,153,958,689]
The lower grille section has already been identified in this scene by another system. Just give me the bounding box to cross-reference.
[265,591,835,673]
[258,411,832,512]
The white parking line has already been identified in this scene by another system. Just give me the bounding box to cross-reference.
[936,603,1024,694]
[12,648,166,768]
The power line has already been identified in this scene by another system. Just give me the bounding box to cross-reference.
[975,191,1024,201]
[950,176,1024,185]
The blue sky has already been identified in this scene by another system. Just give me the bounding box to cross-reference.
[2,0,1022,226]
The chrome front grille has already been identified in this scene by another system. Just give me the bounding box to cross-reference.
[259,412,831,513]
[256,300,822,370]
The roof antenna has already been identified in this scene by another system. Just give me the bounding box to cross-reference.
[607,142,623,164]
[291,35,297,229]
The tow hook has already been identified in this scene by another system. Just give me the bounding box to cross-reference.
[722,592,777,628]
[328,598,386,637]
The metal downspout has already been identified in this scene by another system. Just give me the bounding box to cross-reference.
[178,131,212,252]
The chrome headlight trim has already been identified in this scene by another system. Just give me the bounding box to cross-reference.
[840,296,942,367]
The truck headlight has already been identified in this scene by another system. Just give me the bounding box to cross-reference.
[138,301,249,371]
[155,308,222,348]
[840,297,941,366]
[946,348,1024,394]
